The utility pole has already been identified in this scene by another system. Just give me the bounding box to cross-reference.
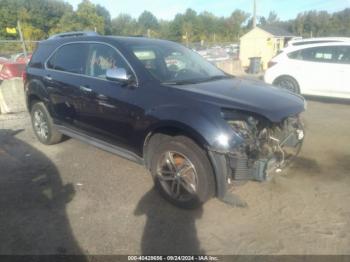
[252,0,257,28]
[17,20,27,60]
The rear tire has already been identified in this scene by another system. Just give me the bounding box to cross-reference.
[274,76,300,94]
[31,101,63,145]
[149,135,215,209]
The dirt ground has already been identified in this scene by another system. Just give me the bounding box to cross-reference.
[0,98,349,255]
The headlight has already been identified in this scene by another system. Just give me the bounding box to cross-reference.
[221,109,259,139]
[227,120,250,138]
[227,120,248,131]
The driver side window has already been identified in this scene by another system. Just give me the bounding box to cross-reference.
[86,43,132,80]
[164,52,188,73]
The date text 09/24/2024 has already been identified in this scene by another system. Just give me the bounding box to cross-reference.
[127,255,219,261]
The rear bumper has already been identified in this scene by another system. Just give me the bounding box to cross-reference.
[263,69,276,84]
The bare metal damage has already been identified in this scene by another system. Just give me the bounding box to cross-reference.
[226,115,305,182]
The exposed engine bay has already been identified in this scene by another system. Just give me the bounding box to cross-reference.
[225,112,304,181]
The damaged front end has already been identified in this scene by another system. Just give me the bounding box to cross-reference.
[227,114,304,182]
[212,109,305,185]
[208,109,305,205]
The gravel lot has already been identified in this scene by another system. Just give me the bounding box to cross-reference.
[0,98,349,255]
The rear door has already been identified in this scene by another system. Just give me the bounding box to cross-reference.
[288,46,338,96]
[45,43,89,127]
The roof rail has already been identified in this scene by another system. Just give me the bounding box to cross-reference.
[48,31,99,40]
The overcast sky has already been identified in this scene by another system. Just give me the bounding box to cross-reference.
[67,0,350,20]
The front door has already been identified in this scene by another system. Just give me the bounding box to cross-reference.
[72,42,140,150]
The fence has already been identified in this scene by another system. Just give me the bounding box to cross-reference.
[0,40,38,60]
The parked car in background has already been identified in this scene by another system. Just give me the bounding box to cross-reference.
[224,44,239,60]
[286,37,350,48]
[205,46,230,62]
[14,53,32,63]
[264,42,350,99]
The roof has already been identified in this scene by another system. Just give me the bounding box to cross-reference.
[44,33,175,47]
[258,25,295,37]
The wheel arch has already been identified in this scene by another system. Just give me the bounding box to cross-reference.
[142,121,210,166]
[272,74,301,93]
[142,121,223,197]
[27,94,42,111]
[26,79,50,111]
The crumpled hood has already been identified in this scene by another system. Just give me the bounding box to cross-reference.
[174,78,306,123]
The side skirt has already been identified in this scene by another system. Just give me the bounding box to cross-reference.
[55,124,144,165]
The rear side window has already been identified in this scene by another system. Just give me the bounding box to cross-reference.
[29,43,54,69]
[47,43,88,74]
[334,46,350,64]
[288,46,337,63]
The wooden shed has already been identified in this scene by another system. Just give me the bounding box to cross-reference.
[239,26,296,70]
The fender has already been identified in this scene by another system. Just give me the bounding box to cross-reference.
[141,104,239,198]
[25,78,50,110]
[143,104,235,151]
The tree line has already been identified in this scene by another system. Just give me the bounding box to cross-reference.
[0,0,349,44]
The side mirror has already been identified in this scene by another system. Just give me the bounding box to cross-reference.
[106,68,131,83]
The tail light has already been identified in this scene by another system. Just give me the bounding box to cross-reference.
[268,61,277,68]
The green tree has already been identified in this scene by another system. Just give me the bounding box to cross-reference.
[227,9,249,40]
[267,11,279,24]
[75,0,105,33]
[259,16,267,26]
[111,14,138,36]
[96,4,112,34]
[138,11,159,35]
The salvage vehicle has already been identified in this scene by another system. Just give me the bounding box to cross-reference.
[25,32,306,209]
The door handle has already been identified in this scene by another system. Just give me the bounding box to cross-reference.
[79,85,92,92]
[44,75,53,81]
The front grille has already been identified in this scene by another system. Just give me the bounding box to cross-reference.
[228,153,273,181]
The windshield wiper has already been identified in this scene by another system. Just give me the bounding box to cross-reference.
[202,75,233,82]
[162,79,202,85]
[162,75,233,86]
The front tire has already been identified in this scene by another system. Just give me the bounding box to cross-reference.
[149,135,215,209]
[31,101,63,145]
[274,76,300,94]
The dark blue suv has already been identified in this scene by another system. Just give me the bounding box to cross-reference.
[25,32,306,209]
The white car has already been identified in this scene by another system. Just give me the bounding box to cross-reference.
[287,37,350,48]
[264,42,350,99]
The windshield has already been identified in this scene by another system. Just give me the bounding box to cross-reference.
[124,40,228,84]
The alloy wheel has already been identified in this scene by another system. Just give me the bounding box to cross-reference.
[33,109,49,140]
[156,151,198,201]
[277,79,298,93]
